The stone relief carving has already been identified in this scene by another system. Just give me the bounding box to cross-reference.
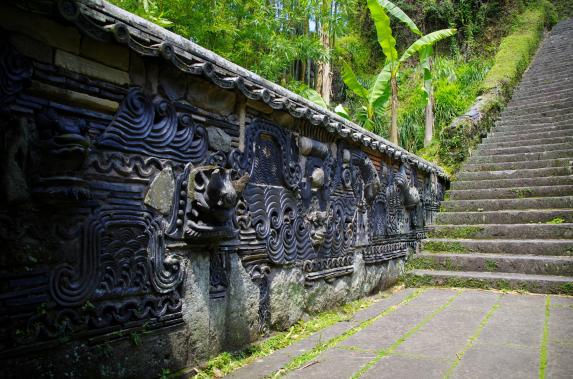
[0,32,445,356]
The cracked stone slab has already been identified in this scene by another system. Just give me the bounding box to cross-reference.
[226,288,414,379]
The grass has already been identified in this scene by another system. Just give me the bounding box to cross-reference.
[546,217,565,224]
[188,287,406,378]
[350,291,462,378]
[484,259,498,272]
[427,226,484,239]
[423,241,467,254]
[539,296,550,379]
[481,2,551,92]
[511,188,534,199]
[271,288,426,377]
[444,299,501,378]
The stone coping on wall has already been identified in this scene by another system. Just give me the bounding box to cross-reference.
[33,0,448,181]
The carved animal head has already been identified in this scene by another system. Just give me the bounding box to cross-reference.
[187,166,250,237]
[205,169,237,213]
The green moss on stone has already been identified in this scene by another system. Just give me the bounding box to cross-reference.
[427,226,483,239]
[485,259,498,272]
[423,241,468,253]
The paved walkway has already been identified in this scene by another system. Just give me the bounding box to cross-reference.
[228,288,573,379]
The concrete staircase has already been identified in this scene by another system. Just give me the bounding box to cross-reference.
[408,19,573,294]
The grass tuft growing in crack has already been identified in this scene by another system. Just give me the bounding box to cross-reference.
[351,290,462,378]
[270,288,427,377]
[539,295,550,379]
[190,288,402,379]
[443,298,501,378]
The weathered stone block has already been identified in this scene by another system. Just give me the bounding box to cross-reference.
[159,65,187,100]
[28,81,119,114]
[181,253,211,364]
[269,267,306,330]
[246,98,273,114]
[144,167,175,215]
[207,127,233,153]
[129,52,146,88]
[0,5,80,54]
[10,33,53,64]
[225,254,260,349]
[55,50,130,86]
[80,37,130,71]
[186,77,236,116]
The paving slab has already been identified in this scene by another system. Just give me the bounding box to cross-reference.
[225,289,573,379]
[546,296,573,378]
[227,288,414,379]
[362,354,451,379]
[450,344,539,379]
[474,293,546,348]
[337,289,458,352]
[277,289,457,379]
[285,347,375,379]
[394,290,500,359]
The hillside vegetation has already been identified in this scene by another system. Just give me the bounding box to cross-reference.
[109,0,561,170]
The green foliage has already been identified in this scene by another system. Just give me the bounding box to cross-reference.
[481,3,549,91]
[399,56,491,154]
[546,217,566,224]
[109,0,331,83]
[302,87,329,109]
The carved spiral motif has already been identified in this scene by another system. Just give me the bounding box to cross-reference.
[98,88,208,163]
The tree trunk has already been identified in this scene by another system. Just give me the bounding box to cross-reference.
[315,0,332,105]
[424,91,434,147]
[390,76,399,145]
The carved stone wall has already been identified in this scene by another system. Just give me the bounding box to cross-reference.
[0,1,447,377]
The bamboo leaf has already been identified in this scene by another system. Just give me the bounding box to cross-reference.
[367,0,398,63]
[377,0,422,36]
[399,29,457,64]
[341,62,369,99]
[302,88,329,109]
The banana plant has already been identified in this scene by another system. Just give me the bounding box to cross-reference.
[342,0,456,145]
[301,87,352,120]
[420,46,434,147]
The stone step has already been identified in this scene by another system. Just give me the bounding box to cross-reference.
[506,96,573,112]
[427,224,573,240]
[496,118,573,130]
[477,142,573,155]
[510,88,573,104]
[493,120,573,134]
[516,82,573,95]
[478,136,573,149]
[422,238,573,255]
[461,158,572,172]
[441,196,573,212]
[501,108,573,120]
[447,185,573,200]
[512,84,573,98]
[436,209,573,224]
[407,269,573,294]
[414,253,573,276]
[503,102,573,117]
[451,176,573,190]
[467,149,573,164]
[519,78,573,89]
[501,106,573,120]
[485,128,573,143]
[456,167,572,181]
[517,71,573,82]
